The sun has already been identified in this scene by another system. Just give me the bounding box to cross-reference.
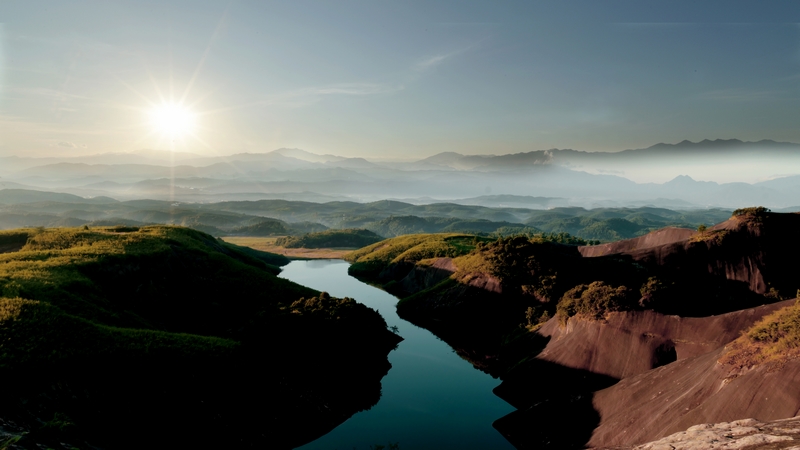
[149,103,196,138]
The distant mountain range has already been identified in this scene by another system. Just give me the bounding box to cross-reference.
[0,139,798,208]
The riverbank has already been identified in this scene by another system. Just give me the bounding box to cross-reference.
[279,259,514,450]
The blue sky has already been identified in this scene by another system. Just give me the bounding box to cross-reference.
[1,1,799,158]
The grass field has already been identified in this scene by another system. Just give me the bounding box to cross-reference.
[222,236,356,259]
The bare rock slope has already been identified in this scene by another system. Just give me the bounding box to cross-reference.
[536,299,795,380]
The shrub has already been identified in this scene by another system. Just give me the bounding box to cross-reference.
[732,206,770,217]
[722,303,800,369]
[638,276,675,308]
[556,281,634,324]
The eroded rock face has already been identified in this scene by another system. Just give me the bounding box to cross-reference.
[535,299,795,380]
[596,417,800,450]
[398,257,456,293]
[587,348,800,449]
[581,213,800,297]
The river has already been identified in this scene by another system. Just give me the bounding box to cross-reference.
[279,259,515,450]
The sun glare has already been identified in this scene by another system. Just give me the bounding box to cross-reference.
[149,104,196,138]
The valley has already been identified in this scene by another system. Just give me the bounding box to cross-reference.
[343,208,800,448]
[2,186,800,449]
[6,2,800,447]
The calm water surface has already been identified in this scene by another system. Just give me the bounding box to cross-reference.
[279,259,514,450]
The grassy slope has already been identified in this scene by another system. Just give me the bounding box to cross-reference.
[0,226,399,449]
[722,300,800,369]
[0,226,310,336]
[348,233,636,322]
[345,233,483,282]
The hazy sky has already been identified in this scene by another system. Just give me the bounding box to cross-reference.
[1,1,799,158]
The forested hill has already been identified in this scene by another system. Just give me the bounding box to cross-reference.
[0,189,738,242]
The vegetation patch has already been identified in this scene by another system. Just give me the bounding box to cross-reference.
[346,234,485,281]
[722,301,800,370]
[524,207,731,242]
[556,281,636,324]
[689,229,729,244]
[733,206,771,217]
[228,218,295,236]
[276,228,383,249]
[365,215,526,238]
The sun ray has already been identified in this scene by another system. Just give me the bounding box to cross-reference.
[180,9,228,106]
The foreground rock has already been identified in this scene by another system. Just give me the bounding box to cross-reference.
[596,416,800,450]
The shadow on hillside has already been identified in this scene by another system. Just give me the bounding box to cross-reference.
[492,359,618,449]
[401,309,617,450]
[0,348,393,450]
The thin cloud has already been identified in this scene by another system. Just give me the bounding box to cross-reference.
[5,87,88,100]
[265,83,404,108]
[416,54,452,70]
[413,40,486,73]
[309,84,399,96]
[414,47,472,72]
[0,114,109,136]
[697,88,784,102]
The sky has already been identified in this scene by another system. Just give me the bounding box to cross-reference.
[1,0,799,159]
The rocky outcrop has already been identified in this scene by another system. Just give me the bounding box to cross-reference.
[534,299,795,380]
[492,300,798,448]
[397,257,456,293]
[582,213,800,297]
[587,346,800,448]
[597,416,800,450]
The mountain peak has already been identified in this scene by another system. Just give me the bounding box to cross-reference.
[664,175,696,185]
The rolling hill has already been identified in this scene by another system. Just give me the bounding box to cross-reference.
[0,226,400,449]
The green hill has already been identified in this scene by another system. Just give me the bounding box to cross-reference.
[0,189,118,205]
[275,228,383,249]
[0,226,400,449]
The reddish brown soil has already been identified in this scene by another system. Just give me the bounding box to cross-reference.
[587,347,800,448]
[578,227,697,257]
[536,299,795,380]
[582,213,800,296]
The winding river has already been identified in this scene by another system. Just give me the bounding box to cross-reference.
[279,259,515,450]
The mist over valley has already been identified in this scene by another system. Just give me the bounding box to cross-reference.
[3,1,800,449]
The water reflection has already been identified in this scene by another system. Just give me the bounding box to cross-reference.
[280,260,514,450]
